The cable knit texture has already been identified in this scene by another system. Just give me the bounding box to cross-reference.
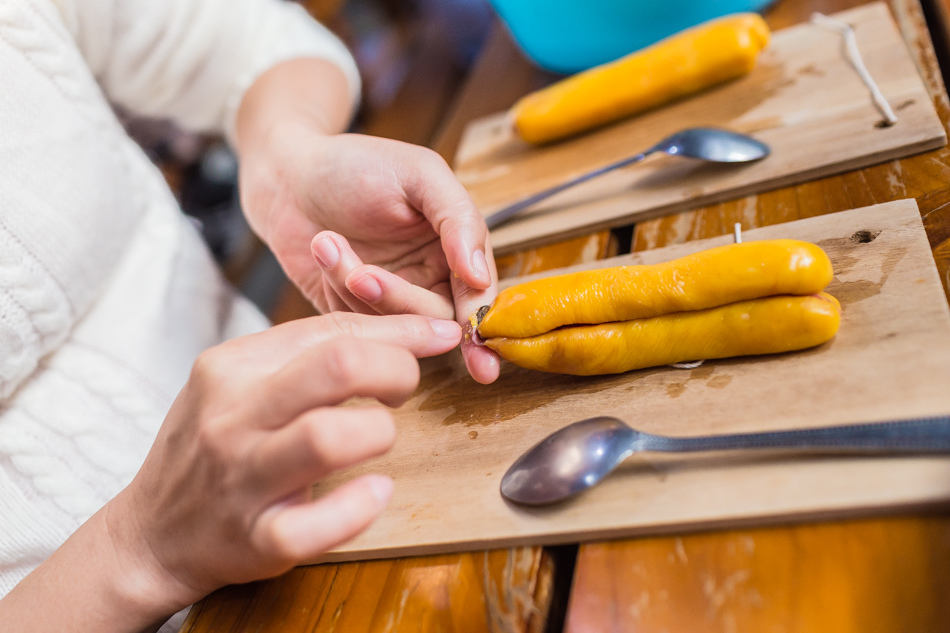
[0,0,360,628]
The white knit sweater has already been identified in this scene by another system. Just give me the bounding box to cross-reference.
[0,0,360,621]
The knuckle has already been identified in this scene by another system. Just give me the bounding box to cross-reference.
[419,146,449,171]
[371,409,397,449]
[189,346,227,386]
[398,349,420,379]
[402,357,421,392]
[381,353,420,406]
[322,311,360,339]
[394,314,428,339]
[267,521,305,563]
[194,413,232,461]
[301,414,338,465]
[322,338,366,388]
[187,351,239,457]
[392,297,418,317]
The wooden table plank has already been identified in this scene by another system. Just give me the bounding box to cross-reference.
[181,548,554,633]
[565,516,950,633]
[567,0,950,631]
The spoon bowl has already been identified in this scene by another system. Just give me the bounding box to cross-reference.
[485,127,770,229]
[654,127,770,162]
[500,414,950,506]
[500,417,638,506]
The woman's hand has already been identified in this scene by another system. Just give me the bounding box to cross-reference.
[0,313,462,632]
[235,59,501,384]
[122,313,462,606]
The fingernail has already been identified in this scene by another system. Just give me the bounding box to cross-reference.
[471,249,489,281]
[430,319,462,340]
[349,274,383,302]
[367,475,394,505]
[312,236,340,268]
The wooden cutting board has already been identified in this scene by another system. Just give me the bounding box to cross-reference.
[312,199,950,563]
[454,3,947,255]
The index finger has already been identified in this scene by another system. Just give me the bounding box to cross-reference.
[227,312,463,378]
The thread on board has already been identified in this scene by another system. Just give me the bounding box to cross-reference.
[810,12,898,126]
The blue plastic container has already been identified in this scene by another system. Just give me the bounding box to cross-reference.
[489,0,775,74]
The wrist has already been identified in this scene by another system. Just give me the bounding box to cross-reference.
[235,58,351,242]
[0,490,197,633]
[99,488,201,623]
[234,58,353,161]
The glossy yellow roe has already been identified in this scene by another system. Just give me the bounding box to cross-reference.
[484,293,840,375]
[511,13,771,144]
[478,240,834,340]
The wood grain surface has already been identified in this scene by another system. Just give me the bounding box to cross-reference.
[304,199,950,563]
[565,515,950,633]
[455,3,946,255]
[180,548,553,633]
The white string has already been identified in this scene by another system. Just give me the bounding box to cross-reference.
[670,223,745,370]
[671,360,705,369]
[810,12,898,126]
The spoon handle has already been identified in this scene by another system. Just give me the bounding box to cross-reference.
[639,415,950,453]
[484,151,650,229]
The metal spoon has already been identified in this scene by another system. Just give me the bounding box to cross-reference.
[484,127,770,229]
[500,415,950,506]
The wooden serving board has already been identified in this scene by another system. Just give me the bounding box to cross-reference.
[312,199,950,563]
[454,3,946,255]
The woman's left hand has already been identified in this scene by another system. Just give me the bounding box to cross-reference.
[236,59,500,384]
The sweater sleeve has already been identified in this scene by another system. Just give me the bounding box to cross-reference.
[2,0,351,398]
[51,0,361,140]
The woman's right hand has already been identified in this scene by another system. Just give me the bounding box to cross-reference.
[107,312,462,624]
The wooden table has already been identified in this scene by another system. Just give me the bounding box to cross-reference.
[181,0,950,630]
